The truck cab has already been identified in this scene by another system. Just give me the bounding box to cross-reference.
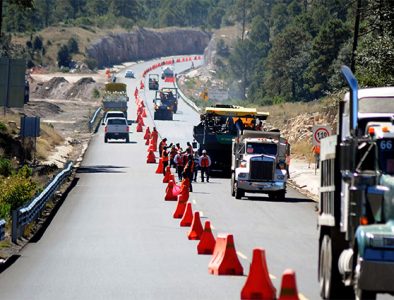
[318,66,394,299]
[231,130,289,200]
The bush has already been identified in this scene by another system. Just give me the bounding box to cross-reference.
[0,122,6,132]
[84,57,97,70]
[57,45,71,68]
[92,88,100,99]
[0,158,12,177]
[67,37,79,54]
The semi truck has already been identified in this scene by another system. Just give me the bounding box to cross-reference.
[318,66,394,299]
[231,130,289,200]
[102,83,128,120]
[193,104,269,175]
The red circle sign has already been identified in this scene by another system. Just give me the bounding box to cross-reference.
[314,127,330,144]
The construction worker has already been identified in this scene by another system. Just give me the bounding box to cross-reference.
[158,138,167,157]
[151,127,158,151]
[312,144,320,169]
[193,151,200,182]
[169,145,177,168]
[174,150,185,181]
[162,146,170,176]
[199,150,211,182]
[183,154,194,192]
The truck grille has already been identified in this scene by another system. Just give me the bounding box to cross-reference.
[250,159,274,181]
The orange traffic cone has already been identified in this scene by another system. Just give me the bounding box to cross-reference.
[145,137,150,145]
[147,150,156,163]
[177,178,189,202]
[144,127,151,139]
[142,108,147,118]
[197,221,216,254]
[278,269,299,300]
[180,202,193,226]
[173,194,188,218]
[136,121,143,132]
[208,234,243,276]
[134,87,138,98]
[164,180,177,201]
[155,158,163,174]
[188,211,203,240]
[163,166,172,183]
[241,248,276,299]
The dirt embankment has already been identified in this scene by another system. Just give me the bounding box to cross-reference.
[87,27,211,68]
[11,72,105,167]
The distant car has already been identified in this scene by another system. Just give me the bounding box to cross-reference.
[125,70,135,78]
[102,111,126,125]
[104,117,129,143]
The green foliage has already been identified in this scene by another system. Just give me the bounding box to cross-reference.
[67,37,79,54]
[57,44,71,68]
[84,57,98,70]
[0,158,13,177]
[33,36,43,50]
[0,122,6,132]
[92,88,100,98]
[216,39,229,57]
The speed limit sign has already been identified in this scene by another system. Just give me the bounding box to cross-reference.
[312,125,332,146]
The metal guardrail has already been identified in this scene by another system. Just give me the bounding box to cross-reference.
[0,219,5,241]
[174,77,201,113]
[12,162,73,243]
[89,107,102,132]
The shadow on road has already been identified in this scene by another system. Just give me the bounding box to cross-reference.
[77,165,127,174]
[242,195,315,203]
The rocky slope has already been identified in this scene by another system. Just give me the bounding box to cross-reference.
[87,27,211,68]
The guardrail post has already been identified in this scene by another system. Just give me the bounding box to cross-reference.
[12,209,19,243]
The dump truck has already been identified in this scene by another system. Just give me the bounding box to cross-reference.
[153,88,179,120]
[148,74,159,90]
[231,130,289,200]
[193,104,269,175]
[318,66,394,299]
[102,83,128,119]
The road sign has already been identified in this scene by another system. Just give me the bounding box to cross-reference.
[0,58,26,108]
[312,125,332,146]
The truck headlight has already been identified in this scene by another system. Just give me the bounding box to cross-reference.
[240,160,247,168]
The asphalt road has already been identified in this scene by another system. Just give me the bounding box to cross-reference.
[0,57,320,299]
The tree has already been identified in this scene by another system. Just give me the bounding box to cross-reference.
[0,0,34,35]
[57,45,71,68]
[67,37,79,54]
[33,36,43,50]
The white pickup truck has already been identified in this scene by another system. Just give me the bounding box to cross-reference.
[104,117,129,143]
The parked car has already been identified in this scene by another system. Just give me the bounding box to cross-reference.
[104,117,129,143]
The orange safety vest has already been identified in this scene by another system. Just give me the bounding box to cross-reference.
[200,156,209,168]
[162,150,169,162]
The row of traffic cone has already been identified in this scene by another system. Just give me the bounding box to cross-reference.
[141,56,203,78]
[157,159,300,299]
[140,63,299,299]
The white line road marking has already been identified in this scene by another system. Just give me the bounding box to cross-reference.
[192,199,197,205]
[298,293,309,300]
[236,251,248,260]
[269,274,276,280]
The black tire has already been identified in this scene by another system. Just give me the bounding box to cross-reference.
[319,234,353,299]
[231,173,235,197]
[125,136,129,143]
[234,182,245,199]
[276,190,286,201]
[354,254,377,300]
[104,135,108,143]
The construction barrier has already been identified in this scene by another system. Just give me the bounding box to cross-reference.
[180,202,193,226]
[278,269,299,300]
[187,211,203,240]
[197,221,216,254]
[241,248,276,300]
[208,234,243,276]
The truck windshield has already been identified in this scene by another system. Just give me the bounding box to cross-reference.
[246,143,277,155]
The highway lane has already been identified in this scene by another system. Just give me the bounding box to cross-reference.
[0,56,319,299]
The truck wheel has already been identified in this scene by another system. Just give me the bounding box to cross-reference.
[231,174,235,197]
[354,254,377,300]
[104,136,108,143]
[319,234,353,299]
[125,136,130,143]
[276,190,285,201]
[235,182,245,199]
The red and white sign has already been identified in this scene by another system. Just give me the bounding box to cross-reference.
[312,125,332,146]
